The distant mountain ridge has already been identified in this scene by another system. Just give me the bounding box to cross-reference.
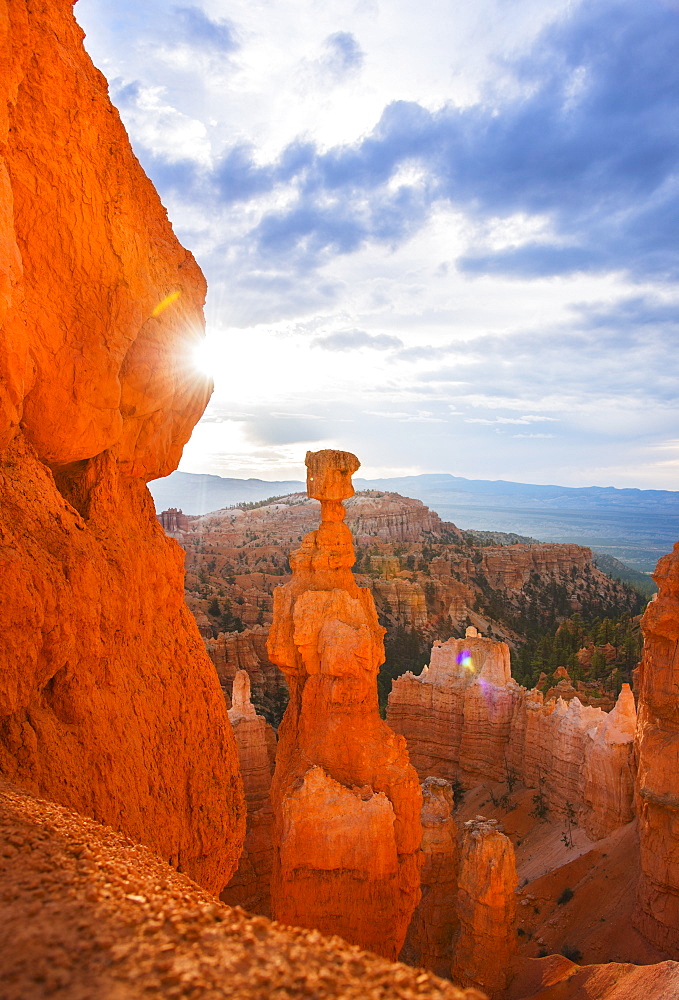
[148,470,679,571]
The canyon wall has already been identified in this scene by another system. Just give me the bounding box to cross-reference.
[388,631,636,838]
[634,543,679,951]
[207,626,289,724]
[267,450,423,960]
[0,0,244,892]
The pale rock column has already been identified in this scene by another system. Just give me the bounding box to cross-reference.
[451,816,517,997]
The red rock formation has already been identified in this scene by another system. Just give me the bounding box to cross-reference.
[388,629,516,782]
[166,489,638,725]
[508,954,679,1000]
[207,625,289,723]
[401,777,458,977]
[349,492,457,543]
[158,508,190,533]
[451,816,517,997]
[0,0,244,892]
[389,633,637,839]
[370,577,429,629]
[267,450,423,960]
[221,671,275,916]
[634,543,679,952]
[481,544,591,592]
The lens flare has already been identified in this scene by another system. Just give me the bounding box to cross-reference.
[456,649,474,671]
[152,290,182,317]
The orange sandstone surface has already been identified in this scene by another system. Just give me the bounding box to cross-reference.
[0,0,244,892]
[451,817,518,998]
[635,541,679,952]
[401,777,459,978]
[267,450,424,959]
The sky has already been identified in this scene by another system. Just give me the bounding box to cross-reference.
[74,0,679,489]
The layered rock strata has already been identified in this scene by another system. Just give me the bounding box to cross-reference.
[0,0,244,892]
[221,671,275,915]
[451,817,517,997]
[388,632,636,838]
[267,450,423,960]
[634,543,679,951]
[401,777,458,977]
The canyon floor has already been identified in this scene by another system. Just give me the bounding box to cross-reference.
[456,782,665,968]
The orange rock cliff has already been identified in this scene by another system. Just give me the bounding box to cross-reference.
[634,542,679,951]
[0,0,244,892]
[267,449,424,959]
[401,777,459,978]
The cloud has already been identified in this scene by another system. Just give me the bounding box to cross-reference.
[312,329,403,351]
[319,32,365,79]
[246,415,328,446]
[173,6,239,53]
[180,0,679,280]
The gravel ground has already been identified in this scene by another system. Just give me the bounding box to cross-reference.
[0,781,484,1000]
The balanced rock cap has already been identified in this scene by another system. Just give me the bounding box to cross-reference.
[305,449,360,502]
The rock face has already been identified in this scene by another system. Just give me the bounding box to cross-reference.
[221,671,275,916]
[267,450,423,960]
[0,0,244,892]
[582,684,636,839]
[634,543,679,952]
[401,778,458,977]
[207,626,289,725]
[349,492,456,544]
[451,817,517,997]
[388,632,637,839]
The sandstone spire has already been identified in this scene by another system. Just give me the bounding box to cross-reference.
[451,817,517,997]
[221,670,275,916]
[267,449,423,960]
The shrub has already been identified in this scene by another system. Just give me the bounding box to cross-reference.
[558,887,574,905]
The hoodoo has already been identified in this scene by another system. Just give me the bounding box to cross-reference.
[267,449,423,959]
[221,671,275,916]
[451,817,517,997]
[401,777,458,977]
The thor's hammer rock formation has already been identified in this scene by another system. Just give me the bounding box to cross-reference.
[0,0,244,892]
[267,449,423,960]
